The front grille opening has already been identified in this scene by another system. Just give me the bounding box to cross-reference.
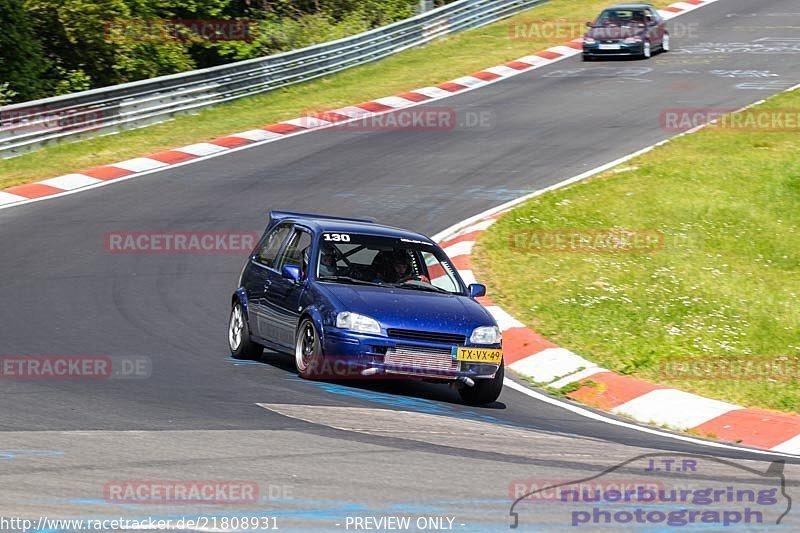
[387,328,466,345]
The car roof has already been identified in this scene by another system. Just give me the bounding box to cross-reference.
[603,4,654,9]
[280,215,435,244]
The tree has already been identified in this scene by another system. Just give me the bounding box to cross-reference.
[11,0,446,100]
[0,0,49,102]
[25,0,195,90]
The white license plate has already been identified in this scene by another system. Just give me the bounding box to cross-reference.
[598,44,621,50]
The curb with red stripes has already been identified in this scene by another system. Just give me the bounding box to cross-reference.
[433,157,800,458]
[0,0,719,210]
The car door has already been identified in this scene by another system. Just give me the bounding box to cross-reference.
[647,7,664,46]
[245,223,292,343]
[264,227,313,349]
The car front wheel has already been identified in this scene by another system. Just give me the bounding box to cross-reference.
[662,32,670,52]
[641,40,652,59]
[228,302,263,359]
[295,318,323,379]
[459,363,504,405]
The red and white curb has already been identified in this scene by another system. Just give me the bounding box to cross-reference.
[0,0,720,211]
[437,214,800,454]
[432,116,800,458]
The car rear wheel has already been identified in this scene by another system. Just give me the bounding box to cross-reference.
[458,363,504,405]
[228,302,263,359]
[295,318,322,379]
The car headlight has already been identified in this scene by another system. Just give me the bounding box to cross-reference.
[584,37,596,44]
[624,37,643,43]
[336,312,381,334]
[470,326,502,345]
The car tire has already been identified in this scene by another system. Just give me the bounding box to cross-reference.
[295,318,323,379]
[641,40,652,59]
[228,302,263,359]
[582,54,593,62]
[459,363,504,405]
[661,32,670,53]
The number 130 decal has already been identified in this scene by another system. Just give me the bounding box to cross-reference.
[323,233,351,242]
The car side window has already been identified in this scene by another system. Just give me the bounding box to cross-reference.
[257,224,291,268]
[279,229,313,278]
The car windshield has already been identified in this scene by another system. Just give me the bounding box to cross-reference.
[596,9,646,26]
[316,232,465,295]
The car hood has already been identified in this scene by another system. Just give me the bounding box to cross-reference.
[587,25,643,40]
[317,282,495,333]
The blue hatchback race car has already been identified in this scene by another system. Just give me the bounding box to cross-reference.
[228,211,504,404]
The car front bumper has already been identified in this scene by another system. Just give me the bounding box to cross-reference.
[583,41,645,56]
[317,328,502,380]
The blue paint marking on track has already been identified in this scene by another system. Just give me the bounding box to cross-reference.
[289,377,521,428]
[226,354,582,437]
[293,378,589,438]
[0,449,65,460]
[223,356,267,366]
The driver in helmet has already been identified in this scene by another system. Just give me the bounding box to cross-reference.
[380,249,429,284]
[318,245,339,278]
[389,249,413,283]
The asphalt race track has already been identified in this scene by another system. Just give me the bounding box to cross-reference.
[2,0,800,530]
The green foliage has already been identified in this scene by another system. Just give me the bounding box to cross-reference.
[53,68,92,95]
[0,0,49,101]
[320,0,417,26]
[0,82,18,105]
[253,11,370,56]
[255,0,419,22]
[5,0,428,102]
[24,0,196,91]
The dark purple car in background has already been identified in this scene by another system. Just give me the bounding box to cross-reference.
[583,3,670,60]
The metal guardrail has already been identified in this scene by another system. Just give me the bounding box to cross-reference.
[0,0,545,158]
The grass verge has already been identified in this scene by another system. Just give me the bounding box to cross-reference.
[473,88,800,413]
[0,0,671,189]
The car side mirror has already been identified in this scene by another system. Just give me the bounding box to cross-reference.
[585,21,592,28]
[282,265,302,283]
[468,283,486,298]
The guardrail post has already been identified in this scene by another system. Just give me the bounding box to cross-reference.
[416,1,435,15]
